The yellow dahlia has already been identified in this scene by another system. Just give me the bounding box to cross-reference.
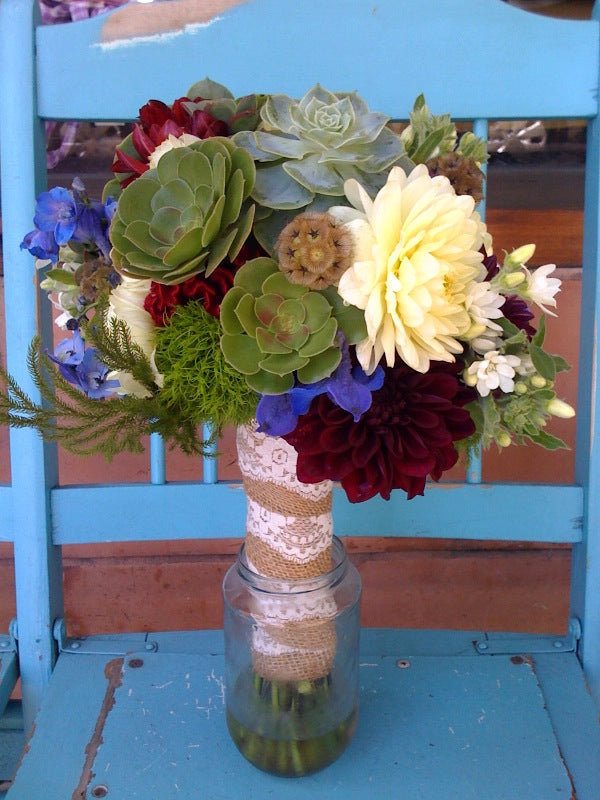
[329,164,489,374]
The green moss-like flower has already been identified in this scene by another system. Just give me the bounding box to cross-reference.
[110,137,255,284]
[220,257,366,395]
[154,300,256,433]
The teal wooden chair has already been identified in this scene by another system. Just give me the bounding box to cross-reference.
[1,0,599,797]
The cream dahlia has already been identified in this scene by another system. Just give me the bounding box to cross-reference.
[329,164,488,374]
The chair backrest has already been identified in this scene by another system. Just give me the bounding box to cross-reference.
[1,0,599,727]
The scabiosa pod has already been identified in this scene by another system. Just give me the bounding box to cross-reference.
[276,211,354,290]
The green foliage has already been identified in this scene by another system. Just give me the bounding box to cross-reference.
[83,300,158,394]
[154,299,257,433]
[0,341,205,458]
[401,95,488,167]
[0,300,229,459]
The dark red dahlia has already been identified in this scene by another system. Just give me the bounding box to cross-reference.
[284,362,476,503]
[144,264,236,326]
[112,96,229,187]
[482,250,535,337]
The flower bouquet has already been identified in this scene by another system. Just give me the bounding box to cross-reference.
[1,81,574,776]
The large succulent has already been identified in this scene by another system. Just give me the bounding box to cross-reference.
[109,137,255,285]
[220,257,366,394]
[233,84,409,252]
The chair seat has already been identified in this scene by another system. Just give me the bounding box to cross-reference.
[5,629,599,800]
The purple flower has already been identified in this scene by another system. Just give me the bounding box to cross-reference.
[21,179,115,262]
[33,186,77,245]
[20,228,60,261]
[46,330,85,382]
[74,349,119,399]
[257,335,385,436]
[46,330,117,398]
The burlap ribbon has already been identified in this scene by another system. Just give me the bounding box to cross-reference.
[236,423,337,681]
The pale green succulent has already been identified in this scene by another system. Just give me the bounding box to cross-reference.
[234,84,406,210]
[220,257,366,395]
[110,137,255,285]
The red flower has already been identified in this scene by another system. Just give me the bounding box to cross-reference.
[112,97,228,187]
[144,264,236,326]
[284,362,476,502]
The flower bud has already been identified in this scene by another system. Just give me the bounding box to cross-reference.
[514,381,528,395]
[547,398,576,419]
[530,375,546,389]
[463,370,478,387]
[503,271,526,288]
[505,244,536,269]
[496,431,512,448]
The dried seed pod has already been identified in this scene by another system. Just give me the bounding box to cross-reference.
[277,212,353,289]
[427,152,485,204]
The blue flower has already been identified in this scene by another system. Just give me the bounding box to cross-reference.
[20,228,60,261]
[46,331,117,399]
[104,196,117,223]
[74,349,119,399]
[33,187,77,245]
[46,330,85,383]
[72,202,111,258]
[256,335,385,436]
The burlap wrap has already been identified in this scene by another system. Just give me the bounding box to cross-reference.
[236,423,337,681]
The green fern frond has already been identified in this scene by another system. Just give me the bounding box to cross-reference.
[0,342,213,459]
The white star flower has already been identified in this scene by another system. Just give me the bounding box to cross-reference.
[466,351,522,397]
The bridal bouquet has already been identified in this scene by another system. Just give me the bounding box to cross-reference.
[5,80,573,502]
[3,79,575,777]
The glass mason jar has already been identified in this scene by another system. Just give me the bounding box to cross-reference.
[223,536,361,777]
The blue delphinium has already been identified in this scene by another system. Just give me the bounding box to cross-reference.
[33,186,77,245]
[74,348,119,399]
[47,330,118,399]
[256,334,385,436]
[21,179,115,263]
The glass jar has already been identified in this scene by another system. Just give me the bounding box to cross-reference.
[222,536,361,777]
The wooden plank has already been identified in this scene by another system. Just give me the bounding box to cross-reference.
[487,209,583,267]
[49,482,583,544]
[34,0,599,121]
[60,544,570,638]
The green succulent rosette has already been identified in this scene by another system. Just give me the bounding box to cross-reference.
[109,137,255,284]
[233,84,410,252]
[184,77,265,134]
[220,257,366,394]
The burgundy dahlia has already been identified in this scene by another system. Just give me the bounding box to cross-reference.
[112,97,228,187]
[284,362,476,503]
